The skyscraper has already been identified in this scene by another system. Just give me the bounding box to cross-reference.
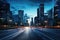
[54,0,60,25]
[31,17,34,26]
[39,3,44,26]
[13,15,19,26]
[0,1,10,25]
[37,8,39,18]
[48,9,54,19]
[23,14,29,26]
[39,3,44,17]
[48,9,54,26]
[34,17,38,26]
[18,10,24,26]
[56,0,60,19]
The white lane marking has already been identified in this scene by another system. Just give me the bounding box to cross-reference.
[0,29,19,36]
[0,29,25,40]
[32,29,55,40]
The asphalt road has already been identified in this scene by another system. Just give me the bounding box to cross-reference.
[0,27,60,40]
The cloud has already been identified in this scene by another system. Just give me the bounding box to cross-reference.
[29,0,52,3]
[7,0,53,7]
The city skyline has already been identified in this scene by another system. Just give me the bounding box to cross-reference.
[7,0,55,17]
[0,0,60,40]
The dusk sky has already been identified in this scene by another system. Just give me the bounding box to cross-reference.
[7,0,55,17]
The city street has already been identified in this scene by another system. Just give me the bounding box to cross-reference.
[0,27,60,40]
[0,0,60,40]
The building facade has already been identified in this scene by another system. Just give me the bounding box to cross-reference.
[54,0,60,26]
[18,10,24,26]
[0,1,10,25]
